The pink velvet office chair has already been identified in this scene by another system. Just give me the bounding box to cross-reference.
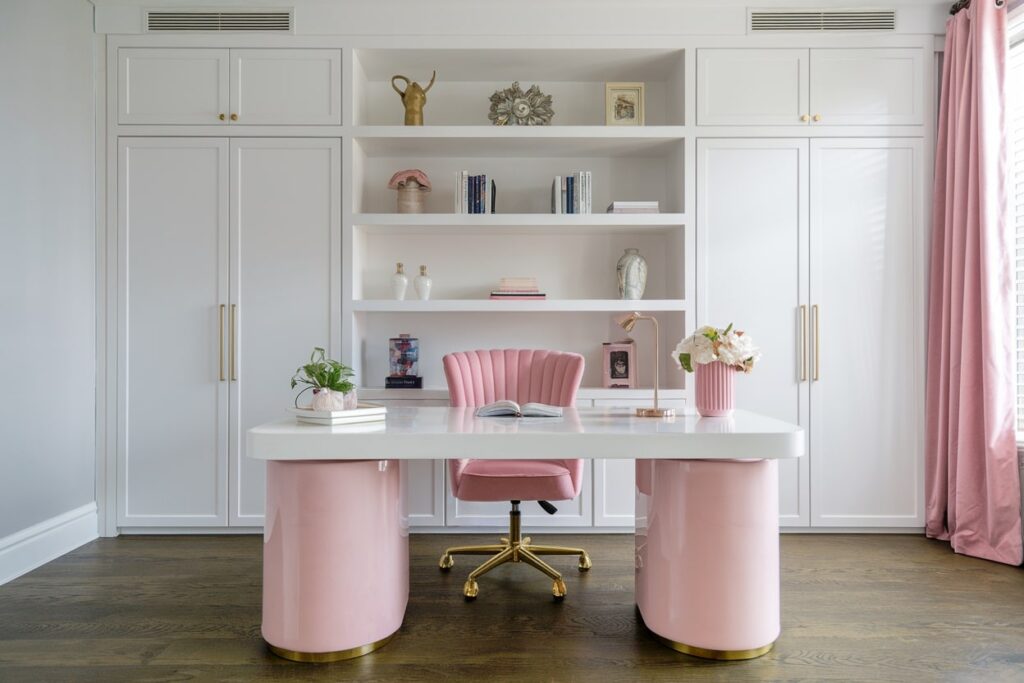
[438,349,591,601]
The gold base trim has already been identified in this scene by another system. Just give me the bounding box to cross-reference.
[635,407,676,418]
[268,631,396,663]
[637,607,774,661]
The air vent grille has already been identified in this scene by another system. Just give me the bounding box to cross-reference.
[750,9,896,32]
[146,10,292,32]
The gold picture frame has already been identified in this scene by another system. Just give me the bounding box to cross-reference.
[605,82,645,126]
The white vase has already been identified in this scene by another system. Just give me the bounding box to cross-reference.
[414,265,432,300]
[310,387,357,411]
[617,248,648,300]
[391,262,408,300]
[396,183,426,213]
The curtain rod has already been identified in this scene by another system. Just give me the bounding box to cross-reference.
[951,0,1005,15]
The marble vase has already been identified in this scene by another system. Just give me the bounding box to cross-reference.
[617,248,648,300]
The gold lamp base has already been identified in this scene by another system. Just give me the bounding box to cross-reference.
[635,407,675,418]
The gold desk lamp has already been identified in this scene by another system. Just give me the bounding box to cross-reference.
[617,312,675,418]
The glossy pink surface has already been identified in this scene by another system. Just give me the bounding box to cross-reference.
[443,349,585,502]
[262,459,408,654]
[694,361,735,417]
[636,459,779,652]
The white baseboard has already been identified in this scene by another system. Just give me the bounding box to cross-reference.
[0,502,98,586]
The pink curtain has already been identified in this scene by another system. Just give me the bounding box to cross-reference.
[927,0,1022,566]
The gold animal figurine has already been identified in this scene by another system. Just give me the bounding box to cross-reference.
[391,71,436,126]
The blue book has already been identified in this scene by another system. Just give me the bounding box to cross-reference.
[567,175,574,214]
[474,175,481,214]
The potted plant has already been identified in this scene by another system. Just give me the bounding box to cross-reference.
[672,324,760,417]
[291,347,358,411]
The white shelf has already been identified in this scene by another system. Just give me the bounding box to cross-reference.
[353,213,686,234]
[359,387,688,401]
[352,126,685,157]
[352,299,687,313]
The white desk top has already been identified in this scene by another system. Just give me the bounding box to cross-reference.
[247,407,804,461]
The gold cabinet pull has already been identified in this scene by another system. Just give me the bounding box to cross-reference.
[219,304,226,381]
[230,304,237,381]
[812,114,822,122]
[219,113,226,121]
[230,113,238,121]
[812,304,820,381]
[799,304,808,382]
[800,114,810,122]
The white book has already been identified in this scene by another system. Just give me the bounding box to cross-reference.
[475,400,563,418]
[455,171,462,213]
[552,175,562,214]
[462,171,470,214]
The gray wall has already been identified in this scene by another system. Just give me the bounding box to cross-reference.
[0,0,96,538]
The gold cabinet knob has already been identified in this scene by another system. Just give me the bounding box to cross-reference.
[800,114,810,122]
[230,113,238,121]
[813,114,822,122]
[218,113,226,121]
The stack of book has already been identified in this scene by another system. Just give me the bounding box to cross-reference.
[489,277,546,300]
[606,200,660,214]
[551,172,592,214]
[455,171,495,214]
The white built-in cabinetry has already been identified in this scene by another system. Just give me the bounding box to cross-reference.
[697,137,924,528]
[117,137,339,526]
[108,35,930,533]
[696,48,923,126]
[118,48,341,125]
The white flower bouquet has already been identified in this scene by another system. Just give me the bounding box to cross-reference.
[672,324,761,374]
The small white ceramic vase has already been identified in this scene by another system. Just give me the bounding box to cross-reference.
[617,248,648,300]
[392,262,408,300]
[310,387,357,412]
[414,265,432,300]
[396,179,427,214]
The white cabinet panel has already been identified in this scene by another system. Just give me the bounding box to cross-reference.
[697,49,808,125]
[697,139,810,527]
[590,398,687,527]
[809,139,923,526]
[230,49,342,125]
[372,398,449,527]
[118,138,229,525]
[229,139,340,525]
[809,49,923,125]
[118,49,229,125]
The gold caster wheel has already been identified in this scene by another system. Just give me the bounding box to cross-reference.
[439,554,454,571]
[578,553,592,572]
[463,579,479,601]
[552,578,567,601]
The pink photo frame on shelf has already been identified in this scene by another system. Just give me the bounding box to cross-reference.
[602,340,637,389]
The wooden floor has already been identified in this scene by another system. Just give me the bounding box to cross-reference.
[0,534,1022,682]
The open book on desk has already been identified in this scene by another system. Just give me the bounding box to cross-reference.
[474,400,563,418]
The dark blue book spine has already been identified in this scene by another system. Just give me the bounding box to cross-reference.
[567,175,574,214]
[474,175,480,213]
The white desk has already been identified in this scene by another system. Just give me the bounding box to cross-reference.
[248,407,804,663]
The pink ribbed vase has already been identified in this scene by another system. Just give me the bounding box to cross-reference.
[694,361,736,417]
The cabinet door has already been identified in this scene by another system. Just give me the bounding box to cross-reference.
[229,139,340,525]
[809,49,924,125]
[230,49,342,125]
[809,138,923,527]
[591,398,688,527]
[697,49,808,125]
[118,49,229,125]
[118,138,229,526]
[697,138,810,526]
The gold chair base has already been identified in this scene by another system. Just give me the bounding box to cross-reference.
[267,632,396,663]
[637,607,774,660]
[439,506,590,601]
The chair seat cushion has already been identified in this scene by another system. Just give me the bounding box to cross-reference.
[453,459,577,502]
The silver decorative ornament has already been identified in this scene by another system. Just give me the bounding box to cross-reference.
[488,82,554,126]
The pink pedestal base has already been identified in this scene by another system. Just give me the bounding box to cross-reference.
[262,459,408,661]
[635,458,779,659]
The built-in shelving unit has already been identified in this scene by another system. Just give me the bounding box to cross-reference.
[344,45,691,398]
